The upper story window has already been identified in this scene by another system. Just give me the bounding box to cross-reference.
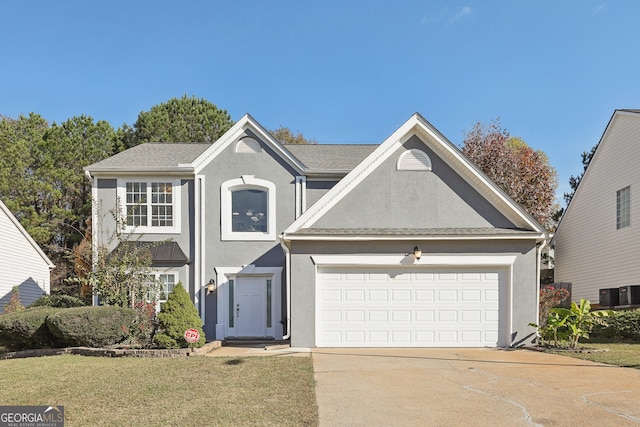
[397,149,432,171]
[117,179,181,233]
[616,185,631,229]
[221,176,276,241]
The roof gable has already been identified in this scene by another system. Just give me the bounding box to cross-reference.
[284,113,545,237]
[555,109,640,238]
[0,200,54,268]
[190,114,305,174]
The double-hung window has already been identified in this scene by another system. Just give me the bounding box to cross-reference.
[118,179,181,233]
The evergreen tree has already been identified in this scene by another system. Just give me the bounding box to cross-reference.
[154,283,205,348]
[127,95,234,146]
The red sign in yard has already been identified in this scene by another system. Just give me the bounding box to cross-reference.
[184,328,200,343]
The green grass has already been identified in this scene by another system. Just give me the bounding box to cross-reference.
[0,355,318,426]
[547,343,640,369]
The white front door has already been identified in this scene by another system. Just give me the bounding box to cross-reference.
[235,277,267,337]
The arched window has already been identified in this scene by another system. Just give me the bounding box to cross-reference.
[221,176,276,240]
[397,149,432,171]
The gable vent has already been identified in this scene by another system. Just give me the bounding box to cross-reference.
[397,149,432,171]
[235,137,262,154]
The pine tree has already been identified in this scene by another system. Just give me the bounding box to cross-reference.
[154,283,205,348]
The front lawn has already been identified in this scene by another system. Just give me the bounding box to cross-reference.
[546,343,640,369]
[0,355,318,426]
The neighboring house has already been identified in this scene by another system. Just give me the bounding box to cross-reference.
[554,109,640,306]
[0,200,55,313]
[85,113,547,348]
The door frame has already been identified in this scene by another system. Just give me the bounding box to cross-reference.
[215,265,283,339]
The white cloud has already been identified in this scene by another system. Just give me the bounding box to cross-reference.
[449,6,472,25]
[593,3,606,14]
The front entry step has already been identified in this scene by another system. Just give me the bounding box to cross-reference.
[223,338,290,347]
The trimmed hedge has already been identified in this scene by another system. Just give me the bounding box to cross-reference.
[30,294,86,308]
[46,306,137,348]
[589,309,640,342]
[0,307,65,351]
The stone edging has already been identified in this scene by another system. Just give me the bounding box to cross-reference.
[0,341,222,360]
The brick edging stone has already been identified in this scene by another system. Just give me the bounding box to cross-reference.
[0,341,221,360]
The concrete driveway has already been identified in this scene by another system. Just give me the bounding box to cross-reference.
[312,348,640,426]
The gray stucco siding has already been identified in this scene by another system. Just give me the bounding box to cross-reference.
[199,131,298,269]
[305,180,339,209]
[312,136,515,230]
[93,178,195,292]
[288,239,538,348]
[199,132,299,338]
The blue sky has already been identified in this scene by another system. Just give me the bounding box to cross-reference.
[2,1,638,203]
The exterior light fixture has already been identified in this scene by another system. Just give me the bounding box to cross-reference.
[206,279,216,294]
[413,246,422,261]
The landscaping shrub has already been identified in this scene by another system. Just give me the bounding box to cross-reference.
[589,309,640,343]
[0,307,65,350]
[154,283,205,348]
[122,302,158,348]
[46,306,137,347]
[30,294,86,308]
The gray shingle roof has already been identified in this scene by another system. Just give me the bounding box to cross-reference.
[283,144,378,171]
[86,141,379,174]
[86,143,211,171]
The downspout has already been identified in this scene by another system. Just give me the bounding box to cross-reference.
[535,234,548,334]
[279,235,292,340]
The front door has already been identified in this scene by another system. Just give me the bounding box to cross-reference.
[235,277,267,337]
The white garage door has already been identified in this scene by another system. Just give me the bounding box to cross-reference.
[316,267,503,347]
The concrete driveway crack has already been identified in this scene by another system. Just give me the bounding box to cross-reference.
[464,368,543,427]
[582,390,640,423]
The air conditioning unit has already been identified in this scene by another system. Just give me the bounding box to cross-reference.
[618,285,640,306]
[599,288,619,307]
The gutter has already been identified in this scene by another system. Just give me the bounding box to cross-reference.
[278,235,292,340]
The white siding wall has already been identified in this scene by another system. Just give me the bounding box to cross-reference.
[0,206,52,312]
[555,112,640,303]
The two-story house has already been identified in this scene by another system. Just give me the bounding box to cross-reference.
[554,109,640,306]
[85,113,547,348]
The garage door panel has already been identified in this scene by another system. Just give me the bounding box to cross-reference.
[317,267,503,347]
[391,289,411,301]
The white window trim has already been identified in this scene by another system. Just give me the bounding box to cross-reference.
[221,176,276,241]
[116,178,181,234]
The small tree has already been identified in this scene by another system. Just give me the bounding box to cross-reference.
[270,126,317,144]
[154,283,205,348]
[3,287,25,314]
[69,202,161,309]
